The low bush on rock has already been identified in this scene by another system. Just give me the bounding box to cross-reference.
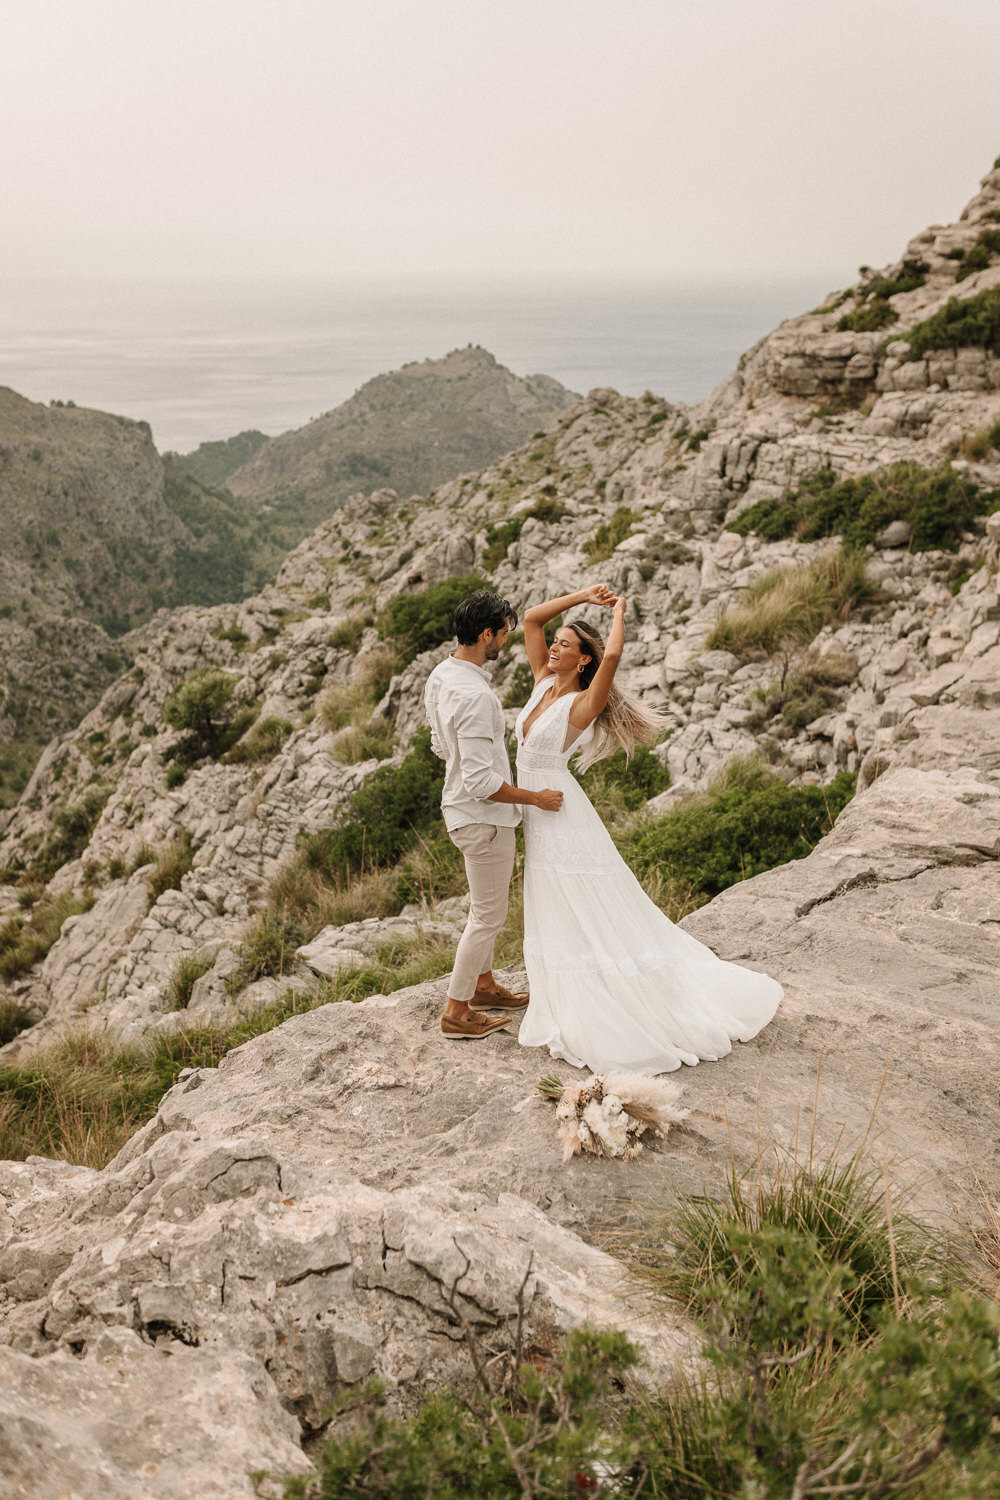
[578,745,670,820]
[0,999,34,1046]
[34,784,112,877]
[166,950,215,1010]
[583,506,637,563]
[626,758,856,899]
[224,715,293,765]
[727,461,1000,553]
[164,668,258,761]
[0,891,94,982]
[302,727,444,880]
[378,575,491,662]
[906,286,1000,358]
[145,832,195,902]
[746,651,859,735]
[228,909,310,992]
[279,1147,1000,1500]
[706,549,877,658]
[953,227,1000,282]
[328,717,396,766]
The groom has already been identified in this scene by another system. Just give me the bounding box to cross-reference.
[424,589,564,1039]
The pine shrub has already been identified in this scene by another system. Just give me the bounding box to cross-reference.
[727,460,1000,553]
[627,759,856,898]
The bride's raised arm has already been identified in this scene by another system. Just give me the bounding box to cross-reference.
[523,583,617,682]
[568,596,627,730]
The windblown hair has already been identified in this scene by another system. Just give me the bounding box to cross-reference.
[566,618,668,770]
[453,590,518,646]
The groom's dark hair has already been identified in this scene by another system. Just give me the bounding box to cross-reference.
[453,590,518,645]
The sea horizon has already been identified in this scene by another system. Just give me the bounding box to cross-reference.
[0,270,847,454]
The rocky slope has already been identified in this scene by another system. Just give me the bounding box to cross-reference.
[2,161,1000,1495]
[223,344,580,528]
[0,349,578,810]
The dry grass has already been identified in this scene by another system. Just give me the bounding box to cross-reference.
[327,717,396,765]
[706,549,878,659]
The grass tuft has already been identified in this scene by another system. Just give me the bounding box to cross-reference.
[706,549,877,658]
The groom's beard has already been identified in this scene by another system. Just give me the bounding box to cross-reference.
[484,644,503,661]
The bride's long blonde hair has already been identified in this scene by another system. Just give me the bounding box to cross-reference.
[566,618,668,770]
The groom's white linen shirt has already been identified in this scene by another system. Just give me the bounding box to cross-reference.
[424,655,520,831]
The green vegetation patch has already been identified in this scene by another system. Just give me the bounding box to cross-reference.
[906,286,1000,359]
[278,1140,1000,1500]
[146,832,195,902]
[301,726,444,880]
[578,745,670,820]
[728,461,1000,553]
[836,259,927,334]
[164,668,258,761]
[954,227,1000,282]
[224,715,294,765]
[583,506,637,563]
[34,785,112,878]
[627,758,856,899]
[706,549,877,658]
[378,575,491,662]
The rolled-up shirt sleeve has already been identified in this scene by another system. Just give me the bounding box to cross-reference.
[454,702,505,800]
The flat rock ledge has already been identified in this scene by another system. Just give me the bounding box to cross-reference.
[2,765,999,1495]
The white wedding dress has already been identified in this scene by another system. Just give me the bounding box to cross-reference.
[514,679,783,1075]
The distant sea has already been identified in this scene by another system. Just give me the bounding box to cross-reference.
[0,273,843,455]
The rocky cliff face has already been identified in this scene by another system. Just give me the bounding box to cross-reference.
[2,163,1000,1497]
[224,344,581,524]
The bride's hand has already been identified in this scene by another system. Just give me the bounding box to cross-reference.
[582,583,618,607]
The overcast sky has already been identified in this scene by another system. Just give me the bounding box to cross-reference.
[2,0,999,284]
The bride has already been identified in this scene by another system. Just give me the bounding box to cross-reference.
[514,583,782,1075]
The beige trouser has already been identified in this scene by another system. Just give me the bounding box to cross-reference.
[447,823,516,1002]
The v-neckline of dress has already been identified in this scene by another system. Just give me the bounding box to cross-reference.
[521,683,579,745]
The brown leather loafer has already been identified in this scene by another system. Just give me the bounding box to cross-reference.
[440,1012,513,1039]
[470,983,529,1010]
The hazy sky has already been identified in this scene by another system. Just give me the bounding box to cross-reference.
[3,0,999,283]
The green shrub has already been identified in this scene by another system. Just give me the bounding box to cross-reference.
[578,745,670,819]
[329,612,373,650]
[525,495,569,525]
[906,286,1000,358]
[483,518,522,570]
[837,298,898,333]
[378,575,490,660]
[746,652,858,735]
[954,227,1000,282]
[280,1327,639,1500]
[583,506,637,563]
[628,760,856,898]
[636,1146,936,1342]
[146,832,194,902]
[706,549,876,658]
[165,764,187,789]
[301,727,444,879]
[328,718,395,765]
[500,660,536,710]
[728,460,1000,553]
[218,624,249,646]
[961,418,1000,460]
[224,715,293,765]
[35,785,112,875]
[0,892,94,981]
[0,999,34,1046]
[163,668,242,758]
[228,909,309,994]
[166,950,214,1010]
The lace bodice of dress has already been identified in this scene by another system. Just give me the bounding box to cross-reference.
[514,680,594,773]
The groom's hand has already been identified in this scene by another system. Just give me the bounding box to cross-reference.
[534,788,564,811]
